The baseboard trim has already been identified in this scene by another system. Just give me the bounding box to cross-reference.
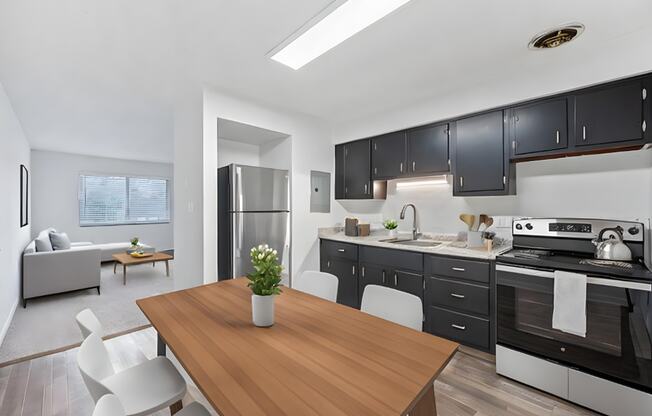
[0,300,18,349]
[0,323,152,368]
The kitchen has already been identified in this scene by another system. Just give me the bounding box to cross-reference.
[318,71,652,416]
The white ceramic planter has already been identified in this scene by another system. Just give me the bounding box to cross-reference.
[251,294,275,327]
[388,229,397,238]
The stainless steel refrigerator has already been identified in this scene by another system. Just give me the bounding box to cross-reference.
[217,164,290,280]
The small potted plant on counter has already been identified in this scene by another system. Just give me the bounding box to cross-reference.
[383,219,399,238]
[247,244,283,327]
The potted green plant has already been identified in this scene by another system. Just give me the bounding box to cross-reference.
[383,219,399,238]
[247,244,283,327]
[130,237,140,248]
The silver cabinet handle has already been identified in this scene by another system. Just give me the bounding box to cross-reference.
[555,130,560,144]
[327,261,330,268]
[400,162,403,173]
[450,293,466,299]
[361,266,365,277]
[451,267,466,272]
[364,184,368,194]
[337,248,345,252]
[451,324,466,331]
[394,273,398,286]
[582,125,587,141]
[382,270,386,284]
[352,265,355,275]
[412,161,416,171]
[459,176,464,188]
[374,167,377,175]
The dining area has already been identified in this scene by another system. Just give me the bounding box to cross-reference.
[76,247,458,416]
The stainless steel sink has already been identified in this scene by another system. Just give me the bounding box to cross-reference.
[378,238,442,247]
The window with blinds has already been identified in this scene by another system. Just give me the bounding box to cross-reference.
[79,175,170,226]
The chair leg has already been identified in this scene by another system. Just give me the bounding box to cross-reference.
[97,286,101,295]
[170,400,183,415]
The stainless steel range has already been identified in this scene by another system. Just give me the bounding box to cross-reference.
[496,218,652,416]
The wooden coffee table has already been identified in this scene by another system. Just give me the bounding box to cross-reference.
[112,252,173,285]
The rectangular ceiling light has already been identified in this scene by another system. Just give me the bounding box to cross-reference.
[270,0,413,70]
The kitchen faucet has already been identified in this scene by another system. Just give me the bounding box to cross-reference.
[400,203,419,240]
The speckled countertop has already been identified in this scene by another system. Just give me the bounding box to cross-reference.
[318,228,511,260]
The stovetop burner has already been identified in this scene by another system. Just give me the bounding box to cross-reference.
[579,259,634,270]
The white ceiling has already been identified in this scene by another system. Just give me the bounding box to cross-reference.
[218,118,289,146]
[1,0,652,162]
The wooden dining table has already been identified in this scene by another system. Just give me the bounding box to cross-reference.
[136,278,458,416]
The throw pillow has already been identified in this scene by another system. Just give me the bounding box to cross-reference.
[49,232,72,251]
[35,234,53,252]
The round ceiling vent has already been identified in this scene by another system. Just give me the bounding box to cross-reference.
[528,23,585,50]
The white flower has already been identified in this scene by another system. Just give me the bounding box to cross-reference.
[250,247,255,252]
[263,244,269,249]
[258,253,264,260]
[272,249,277,255]
[258,244,263,250]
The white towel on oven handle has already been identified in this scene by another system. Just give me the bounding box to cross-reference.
[552,270,587,338]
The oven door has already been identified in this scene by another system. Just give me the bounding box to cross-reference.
[496,264,652,393]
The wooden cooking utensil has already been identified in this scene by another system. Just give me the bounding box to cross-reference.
[459,214,475,231]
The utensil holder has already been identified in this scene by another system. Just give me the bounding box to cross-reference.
[467,231,484,248]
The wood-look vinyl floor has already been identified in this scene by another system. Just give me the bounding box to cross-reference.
[0,328,598,416]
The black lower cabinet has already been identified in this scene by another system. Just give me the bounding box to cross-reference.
[425,255,494,353]
[320,240,359,308]
[320,240,495,352]
[359,263,385,305]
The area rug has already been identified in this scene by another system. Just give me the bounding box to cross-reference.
[0,262,175,364]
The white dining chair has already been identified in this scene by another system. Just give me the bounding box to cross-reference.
[293,271,339,302]
[361,285,423,331]
[77,333,187,416]
[76,308,104,339]
[93,394,212,416]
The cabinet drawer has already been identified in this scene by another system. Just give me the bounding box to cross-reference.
[321,240,358,261]
[359,246,422,271]
[428,277,489,316]
[425,255,489,283]
[428,306,489,350]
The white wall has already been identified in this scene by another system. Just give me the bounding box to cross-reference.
[31,150,174,251]
[217,138,260,168]
[202,87,333,287]
[369,150,651,234]
[0,82,31,345]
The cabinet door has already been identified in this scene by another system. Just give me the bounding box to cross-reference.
[454,111,505,194]
[344,139,371,199]
[334,144,345,200]
[372,132,406,179]
[512,99,568,156]
[391,269,424,300]
[322,258,358,308]
[407,123,449,175]
[359,263,386,306]
[575,80,645,146]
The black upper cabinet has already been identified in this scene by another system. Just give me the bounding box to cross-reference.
[453,111,509,195]
[340,139,372,199]
[510,98,568,157]
[334,144,345,200]
[372,132,406,179]
[407,123,450,175]
[574,79,645,147]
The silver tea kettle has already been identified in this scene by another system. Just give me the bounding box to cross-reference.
[592,227,633,261]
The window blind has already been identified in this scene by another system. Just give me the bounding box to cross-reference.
[79,175,170,226]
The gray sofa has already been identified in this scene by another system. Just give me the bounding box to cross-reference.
[22,229,154,306]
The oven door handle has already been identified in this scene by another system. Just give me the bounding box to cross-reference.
[496,264,652,292]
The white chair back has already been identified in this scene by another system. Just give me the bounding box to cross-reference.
[76,308,104,339]
[92,394,125,416]
[361,285,423,331]
[294,271,339,302]
[77,334,115,402]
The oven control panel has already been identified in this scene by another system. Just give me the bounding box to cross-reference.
[513,218,644,242]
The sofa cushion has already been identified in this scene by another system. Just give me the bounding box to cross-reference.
[35,233,53,252]
[49,232,72,250]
